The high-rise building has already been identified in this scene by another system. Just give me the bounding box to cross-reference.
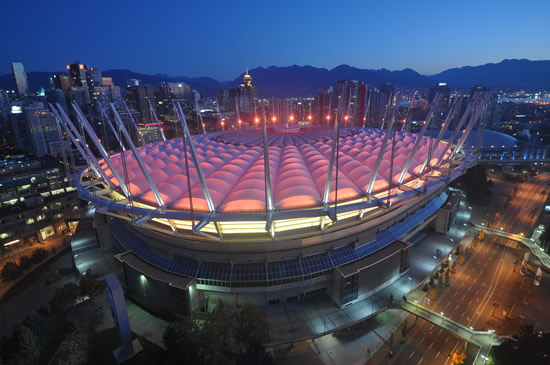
[366,83,393,128]
[23,102,67,158]
[160,82,190,99]
[67,63,92,88]
[11,62,29,95]
[50,73,71,93]
[126,85,156,122]
[228,70,257,116]
[336,80,367,125]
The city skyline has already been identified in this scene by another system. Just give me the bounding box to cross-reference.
[2,0,550,80]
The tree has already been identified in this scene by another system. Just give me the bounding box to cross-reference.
[451,348,467,364]
[79,274,104,301]
[451,261,457,274]
[455,246,460,255]
[211,302,236,346]
[493,323,550,365]
[1,262,22,282]
[422,284,429,292]
[31,248,49,263]
[234,303,269,354]
[401,319,408,338]
[429,277,435,287]
[445,270,450,285]
[18,255,33,271]
[434,272,439,280]
[49,283,80,314]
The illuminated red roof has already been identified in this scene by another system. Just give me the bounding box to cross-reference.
[98,127,449,212]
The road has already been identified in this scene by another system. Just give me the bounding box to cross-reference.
[369,173,550,365]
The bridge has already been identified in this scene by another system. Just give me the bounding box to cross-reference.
[473,146,549,164]
[472,224,550,270]
[400,300,507,365]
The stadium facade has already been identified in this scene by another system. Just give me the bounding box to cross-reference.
[53,96,485,317]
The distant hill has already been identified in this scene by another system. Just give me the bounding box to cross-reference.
[0,71,61,94]
[227,65,434,97]
[1,59,549,97]
[101,70,224,96]
[430,59,550,89]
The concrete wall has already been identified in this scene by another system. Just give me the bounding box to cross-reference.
[122,261,190,316]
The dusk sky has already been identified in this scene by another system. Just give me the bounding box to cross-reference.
[3,0,550,81]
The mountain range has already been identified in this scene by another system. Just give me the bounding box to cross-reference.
[1,59,549,98]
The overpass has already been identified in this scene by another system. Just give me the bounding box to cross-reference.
[400,300,507,365]
[472,225,550,270]
[474,146,549,164]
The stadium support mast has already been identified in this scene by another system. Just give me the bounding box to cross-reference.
[215,97,224,131]
[448,96,488,162]
[362,92,371,128]
[71,102,131,198]
[396,93,440,185]
[148,99,166,141]
[49,103,112,189]
[195,101,206,134]
[366,108,397,195]
[261,101,274,236]
[433,93,479,168]
[418,96,462,175]
[322,104,340,224]
[98,102,126,151]
[173,101,215,215]
[111,103,165,208]
[122,101,146,146]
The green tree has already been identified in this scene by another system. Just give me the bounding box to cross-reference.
[234,303,269,354]
[49,282,80,314]
[401,319,408,338]
[445,269,450,284]
[79,274,104,300]
[18,255,33,271]
[1,262,22,282]
[31,248,49,263]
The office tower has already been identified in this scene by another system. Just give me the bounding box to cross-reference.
[126,79,140,87]
[50,73,71,93]
[160,82,190,99]
[313,86,333,123]
[92,68,103,86]
[336,80,367,124]
[24,102,67,157]
[11,62,29,95]
[228,70,257,115]
[126,85,156,122]
[67,63,92,88]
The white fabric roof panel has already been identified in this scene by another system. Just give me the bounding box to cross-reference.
[100,127,450,213]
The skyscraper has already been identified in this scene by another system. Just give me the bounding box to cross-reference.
[11,62,29,95]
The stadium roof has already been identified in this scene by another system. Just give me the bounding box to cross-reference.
[98,127,450,213]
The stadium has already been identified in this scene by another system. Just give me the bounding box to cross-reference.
[59,100,482,317]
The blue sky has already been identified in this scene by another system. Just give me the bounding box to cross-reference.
[3,0,550,81]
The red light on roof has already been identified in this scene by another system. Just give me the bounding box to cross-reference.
[272,116,276,122]
[290,115,294,121]
[344,115,349,121]
[255,117,259,123]
[308,115,312,120]
[326,115,330,120]
[91,67,94,71]
[238,119,242,124]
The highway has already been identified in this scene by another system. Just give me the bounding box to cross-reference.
[369,173,550,365]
